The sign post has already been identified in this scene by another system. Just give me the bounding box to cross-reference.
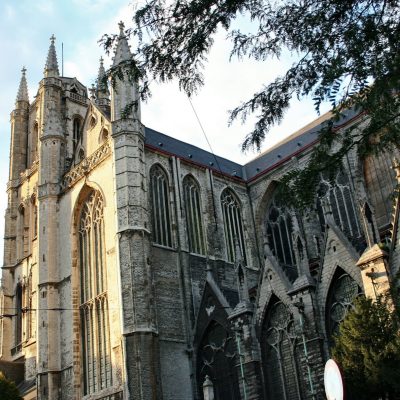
[324,359,344,400]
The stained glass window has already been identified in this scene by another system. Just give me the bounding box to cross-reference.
[183,176,205,254]
[150,165,173,247]
[364,151,398,232]
[326,270,360,341]
[261,300,304,400]
[266,193,298,282]
[79,191,112,395]
[221,189,246,264]
[318,171,362,245]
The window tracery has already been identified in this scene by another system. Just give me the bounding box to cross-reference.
[150,165,172,247]
[317,171,362,246]
[79,191,112,395]
[265,193,298,282]
[364,151,398,233]
[261,299,303,400]
[197,321,240,400]
[326,269,361,341]
[183,176,205,254]
[221,189,246,263]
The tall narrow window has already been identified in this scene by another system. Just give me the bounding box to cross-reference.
[318,171,362,249]
[73,117,82,154]
[326,268,361,344]
[31,123,38,163]
[221,189,246,263]
[26,272,34,340]
[15,284,23,346]
[261,298,304,400]
[18,206,28,260]
[183,176,205,254]
[265,193,297,282]
[79,191,112,395]
[150,165,172,247]
[364,151,398,234]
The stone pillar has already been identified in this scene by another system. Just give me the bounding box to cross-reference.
[36,70,64,399]
[112,118,161,400]
[288,275,326,399]
[356,244,391,300]
[229,302,262,400]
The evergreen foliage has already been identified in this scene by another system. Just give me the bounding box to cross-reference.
[0,372,22,400]
[101,0,400,206]
[332,295,400,400]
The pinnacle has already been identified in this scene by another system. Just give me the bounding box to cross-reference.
[16,67,29,104]
[112,21,132,66]
[96,57,110,102]
[44,34,59,77]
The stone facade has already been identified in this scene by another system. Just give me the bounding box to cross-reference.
[0,24,398,400]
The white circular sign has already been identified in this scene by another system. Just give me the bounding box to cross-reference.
[324,359,344,400]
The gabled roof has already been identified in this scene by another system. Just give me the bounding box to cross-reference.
[144,107,362,183]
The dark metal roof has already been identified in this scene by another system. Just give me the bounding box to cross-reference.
[144,108,362,182]
[244,108,361,181]
[145,127,245,179]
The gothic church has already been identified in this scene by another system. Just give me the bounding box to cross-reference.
[0,22,398,400]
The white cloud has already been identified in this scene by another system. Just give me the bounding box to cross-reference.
[0,1,330,267]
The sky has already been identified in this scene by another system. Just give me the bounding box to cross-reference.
[0,0,329,265]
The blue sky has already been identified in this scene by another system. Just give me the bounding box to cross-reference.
[0,0,329,264]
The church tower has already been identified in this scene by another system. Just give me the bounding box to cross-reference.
[36,34,64,399]
[1,67,30,362]
[111,22,161,399]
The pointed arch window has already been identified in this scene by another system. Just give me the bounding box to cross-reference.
[317,171,361,244]
[197,321,240,400]
[261,299,304,400]
[183,176,205,254]
[364,151,398,233]
[25,271,34,340]
[73,117,82,154]
[326,269,361,343]
[18,205,29,259]
[150,165,172,247]
[79,191,112,395]
[31,122,39,163]
[221,189,246,264]
[265,193,297,282]
[15,284,23,347]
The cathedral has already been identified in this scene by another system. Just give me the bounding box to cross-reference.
[0,22,398,400]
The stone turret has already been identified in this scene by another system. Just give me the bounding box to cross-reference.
[9,67,29,181]
[1,67,30,362]
[111,22,160,400]
[95,56,111,115]
[111,21,140,121]
[37,34,64,399]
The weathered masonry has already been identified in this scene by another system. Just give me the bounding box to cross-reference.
[0,22,398,400]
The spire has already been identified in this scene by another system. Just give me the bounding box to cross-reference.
[96,57,110,97]
[112,21,132,66]
[16,67,29,104]
[44,34,59,78]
